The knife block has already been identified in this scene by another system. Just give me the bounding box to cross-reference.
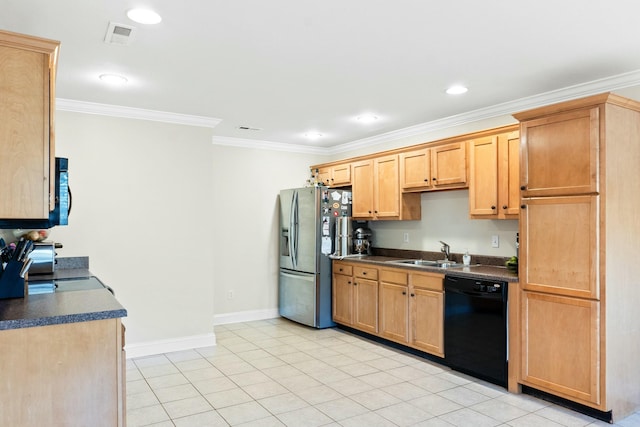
[0,260,26,299]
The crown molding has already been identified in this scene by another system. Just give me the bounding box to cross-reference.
[56,69,640,154]
[330,69,640,155]
[56,98,222,128]
[211,136,328,155]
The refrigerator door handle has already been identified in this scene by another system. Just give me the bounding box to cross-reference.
[280,271,315,282]
[290,190,298,269]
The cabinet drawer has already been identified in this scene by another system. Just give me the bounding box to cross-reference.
[354,266,378,280]
[410,272,443,291]
[379,269,408,285]
[333,263,353,276]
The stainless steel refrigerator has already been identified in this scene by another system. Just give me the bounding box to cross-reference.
[279,186,351,328]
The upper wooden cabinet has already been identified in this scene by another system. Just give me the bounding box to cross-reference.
[400,141,467,192]
[352,155,420,221]
[0,30,59,219]
[519,107,598,197]
[469,131,520,219]
[314,163,351,187]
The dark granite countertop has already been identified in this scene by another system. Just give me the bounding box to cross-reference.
[0,261,127,331]
[332,254,518,282]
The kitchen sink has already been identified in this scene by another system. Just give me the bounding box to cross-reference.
[386,259,461,268]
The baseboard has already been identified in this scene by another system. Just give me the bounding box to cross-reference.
[125,332,217,359]
[213,308,280,325]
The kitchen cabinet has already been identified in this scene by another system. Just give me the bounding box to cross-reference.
[514,93,640,420]
[332,261,378,334]
[520,195,598,299]
[377,268,444,358]
[0,30,59,219]
[469,131,520,219]
[0,318,126,426]
[400,141,467,192]
[520,107,598,198]
[352,155,420,220]
[409,271,444,357]
[521,291,600,405]
[379,268,409,342]
[313,163,351,187]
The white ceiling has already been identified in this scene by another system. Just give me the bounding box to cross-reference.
[3,0,640,149]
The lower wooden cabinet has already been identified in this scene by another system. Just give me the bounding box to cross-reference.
[0,318,126,426]
[333,262,378,334]
[409,272,444,357]
[353,277,379,334]
[334,261,444,358]
[333,270,354,325]
[379,269,409,342]
[520,291,600,406]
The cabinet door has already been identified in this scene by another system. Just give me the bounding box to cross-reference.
[0,319,124,426]
[374,155,400,218]
[333,273,354,325]
[352,159,374,219]
[400,149,431,191]
[315,167,331,186]
[0,44,50,219]
[410,287,444,357]
[498,131,520,218]
[469,136,498,216]
[520,195,598,299]
[379,282,408,343]
[520,107,599,197]
[432,142,467,188]
[353,277,378,333]
[331,163,351,186]
[521,291,600,406]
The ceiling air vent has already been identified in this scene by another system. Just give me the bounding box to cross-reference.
[104,22,137,45]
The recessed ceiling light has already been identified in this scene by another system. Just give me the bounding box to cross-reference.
[127,8,162,25]
[357,114,379,124]
[446,85,468,95]
[99,73,128,85]
[304,132,324,140]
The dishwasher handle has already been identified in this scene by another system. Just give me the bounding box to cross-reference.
[445,286,503,300]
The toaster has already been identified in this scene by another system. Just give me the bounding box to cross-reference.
[27,242,57,275]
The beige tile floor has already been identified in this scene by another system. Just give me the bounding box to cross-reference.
[126,318,640,427]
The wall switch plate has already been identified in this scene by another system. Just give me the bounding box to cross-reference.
[403,232,409,243]
[227,290,234,300]
[491,235,499,248]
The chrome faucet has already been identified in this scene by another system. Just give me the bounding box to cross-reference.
[439,241,450,261]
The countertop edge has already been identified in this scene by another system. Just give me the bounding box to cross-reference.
[0,269,127,331]
[0,308,128,331]
[332,255,519,282]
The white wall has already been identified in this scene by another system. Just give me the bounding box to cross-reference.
[50,112,218,355]
[369,190,518,257]
[210,145,323,323]
[48,111,326,353]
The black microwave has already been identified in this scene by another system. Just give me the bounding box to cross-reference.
[0,157,71,229]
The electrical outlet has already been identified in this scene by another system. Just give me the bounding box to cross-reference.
[227,290,234,300]
[403,232,409,243]
[491,235,499,248]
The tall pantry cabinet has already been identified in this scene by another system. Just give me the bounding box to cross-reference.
[514,93,640,421]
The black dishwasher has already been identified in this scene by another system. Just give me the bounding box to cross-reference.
[444,275,508,387]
